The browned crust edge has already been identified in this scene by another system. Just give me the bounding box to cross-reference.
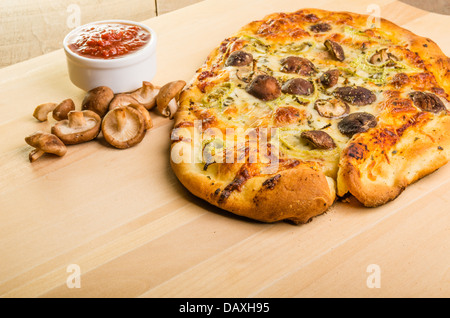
[169,152,336,224]
[337,115,450,207]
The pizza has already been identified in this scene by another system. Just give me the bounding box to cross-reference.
[169,8,450,224]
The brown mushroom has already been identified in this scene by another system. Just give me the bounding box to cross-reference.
[409,91,446,113]
[82,86,115,118]
[280,56,316,76]
[51,110,101,145]
[246,74,281,101]
[334,86,376,106]
[301,130,336,149]
[225,50,253,67]
[25,131,67,162]
[156,80,186,119]
[101,106,146,149]
[324,39,345,61]
[338,112,377,137]
[52,98,75,121]
[109,94,141,110]
[108,94,152,130]
[320,69,340,88]
[129,81,160,110]
[314,98,349,118]
[33,103,58,122]
[129,104,153,130]
[281,78,314,96]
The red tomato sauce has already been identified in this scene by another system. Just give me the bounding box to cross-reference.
[68,23,151,59]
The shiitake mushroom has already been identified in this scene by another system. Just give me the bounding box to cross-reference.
[281,78,314,96]
[334,86,376,106]
[338,112,377,137]
[301,130,336,149]
[246,74,281,101]
[409,91,446,113]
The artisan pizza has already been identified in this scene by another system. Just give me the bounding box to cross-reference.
[170,8,450,224]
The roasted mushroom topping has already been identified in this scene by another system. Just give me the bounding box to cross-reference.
[246,74,281,101]
[314,98,349,118]
[280,56,316,76]
[225,50,253,67]
[409,91,446,113]
[324,39,345,61]
[52,98,75,121]
[82,86,115,118]
[51,110,101,145]
[281,78,314,96]
[334,86,376,106]
[101,106,146,149]
[25,131,67,162]
[369,48,397,66]
[338,112,377,137]
[129,81,160,110]
[156,80,186,119]
[301,130,336,149]
[310,23,332,33]
[33,103,57,122]
[320,69,340,88]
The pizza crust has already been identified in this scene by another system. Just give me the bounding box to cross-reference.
[337,113,450,207]
[170,149,336,224]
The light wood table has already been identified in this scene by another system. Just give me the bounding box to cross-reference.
[1,0,449,298]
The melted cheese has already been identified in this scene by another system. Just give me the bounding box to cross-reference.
[194,20,431,177]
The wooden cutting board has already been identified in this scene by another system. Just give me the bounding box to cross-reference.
[0,0,449,298]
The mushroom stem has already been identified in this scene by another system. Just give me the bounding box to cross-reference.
[115,108,128,131]
[29,149,45,162]
[165,99,178,118]
[68,111,87,129]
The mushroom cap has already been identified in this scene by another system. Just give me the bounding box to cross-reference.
[129,81,160,110]
[51,110,101,145]
[129,104,153,130]
[246,74,281,101]
[25,131,67,157]
[324,39,345,62]
[108,94,153,129]
[281,78,314,96]
[33,103,57,122]
[338,112,377,137]
[319,69,340,88]
[301,130,336,150]
[82,86,115,118]
[280,56,316,76]
[156,80,186,118]
[109,93,141,110]
[53,98,75,121]
[334,86,376,106]
[225,50,253,67]
[409,91,446,113]
[101,106,146,149]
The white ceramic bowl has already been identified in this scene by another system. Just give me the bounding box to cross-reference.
[63,20,157,93]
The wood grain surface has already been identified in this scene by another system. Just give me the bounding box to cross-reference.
[0,0,449,298]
